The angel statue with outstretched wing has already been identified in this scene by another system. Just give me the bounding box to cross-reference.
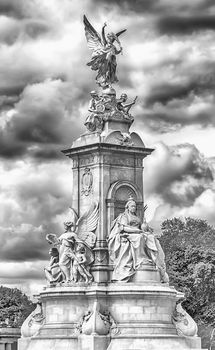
[83,15,126,87]
[45,202,99,283]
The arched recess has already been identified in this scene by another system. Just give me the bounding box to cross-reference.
[106,180,143,233]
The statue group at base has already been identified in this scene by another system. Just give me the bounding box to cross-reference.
[45,202,99,284]
[18,14,204,350]
[44,198,169,286]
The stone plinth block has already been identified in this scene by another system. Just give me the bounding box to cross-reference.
[18,282,203,350]
[107,335,202,350]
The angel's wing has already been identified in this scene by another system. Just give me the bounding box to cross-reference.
[116,29,127,37]
[77,232,97,248]
[69,207,78,226]
[46,233,59,245]
[76,202,99,235]
[83,15,104,52]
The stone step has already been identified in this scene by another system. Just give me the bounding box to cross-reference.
[107,334,203,350]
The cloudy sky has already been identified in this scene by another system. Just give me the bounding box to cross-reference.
[0,0,215,295]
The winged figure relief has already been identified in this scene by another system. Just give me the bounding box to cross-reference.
[83,15,126,87]
[45,202,99,283]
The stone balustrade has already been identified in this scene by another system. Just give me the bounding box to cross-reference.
[0,328,21,350]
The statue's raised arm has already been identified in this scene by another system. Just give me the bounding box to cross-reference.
[83,15,126,88]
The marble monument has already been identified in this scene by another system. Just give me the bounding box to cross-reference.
[18,15,203,350]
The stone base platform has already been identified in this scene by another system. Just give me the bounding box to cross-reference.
[19,335,203,350]
[108,335,203,350]
[18,281,203,350]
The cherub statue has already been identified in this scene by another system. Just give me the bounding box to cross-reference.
[44,247,63,284]
[89,91,100,110]
[83,15,126,87]
[84,91,104,132]
[72,242,94,283]
[117,94,137,117]
[46,202,99,284]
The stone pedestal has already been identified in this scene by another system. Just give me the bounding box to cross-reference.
[18,275,203,350]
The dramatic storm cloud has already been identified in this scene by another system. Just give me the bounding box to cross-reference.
[0,79,85,158]
[144,143,215,227]
[0,0,214,294]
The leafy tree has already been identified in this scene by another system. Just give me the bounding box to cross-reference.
[0,286,35,327]
[160,217,215,349]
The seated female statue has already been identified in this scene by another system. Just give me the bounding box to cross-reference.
[108,198,169,283]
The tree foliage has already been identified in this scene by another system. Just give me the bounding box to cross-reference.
[160,217,215,349]
[0,286,35,327]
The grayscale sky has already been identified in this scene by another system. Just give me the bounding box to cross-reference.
[0,0,215,295]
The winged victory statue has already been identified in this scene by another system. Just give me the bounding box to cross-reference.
[83,15,126,88]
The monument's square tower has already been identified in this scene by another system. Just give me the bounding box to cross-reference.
[62,111,154,283]
[18,15,203,350]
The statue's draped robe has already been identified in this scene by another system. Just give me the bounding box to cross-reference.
[44,256,63,283]
[59,234,94,281]
[87,44,118,86]
[108,211,169,282]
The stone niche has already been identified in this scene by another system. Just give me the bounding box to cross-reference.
[106,180,143,231]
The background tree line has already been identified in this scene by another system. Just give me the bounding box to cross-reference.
[160,216,215,350]
[0,286,34,328]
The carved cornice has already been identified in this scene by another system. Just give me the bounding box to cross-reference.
[71,154,144,168]
[62,142,154,158]
[63,143,153,170]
